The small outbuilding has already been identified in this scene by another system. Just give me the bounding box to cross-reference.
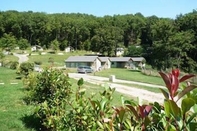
[65,46,74,53]
[31,45,43,52]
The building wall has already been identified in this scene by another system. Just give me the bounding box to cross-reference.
[101,59,111,69]
[94,59,101,71]
[65,59,101,71]
[106,59,111,68]
[111,61,131,68]
[66,62,91,68]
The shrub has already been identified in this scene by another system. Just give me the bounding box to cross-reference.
[9,61,19,69]
[2,60,11,68]
[18,62,34,76]
[24,69,72,130]
[23,68,197,131]
[34,61,42,65]
[48,50,56,54]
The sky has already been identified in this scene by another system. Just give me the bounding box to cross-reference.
[1,0,197,18]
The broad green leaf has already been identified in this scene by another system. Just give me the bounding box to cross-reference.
[124,119,132,129]
[160,88,169,100]
[153,102,161,113]
[101,98,108,111]
[118,106,126,123]
[89,100,100,110]
[186,112,197,125]
[192,104,197,112]
[177,85,197,102]
[96,120,104,129]
[169,100,181,118]
[144,116,151,127]
[77,78,84,86]
[164,100,171,117]
[126,104,139,120]
[124,99,137,106]
[188,122,197,131]
[181,98,195,115]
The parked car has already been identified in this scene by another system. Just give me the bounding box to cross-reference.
[77,66,93,73]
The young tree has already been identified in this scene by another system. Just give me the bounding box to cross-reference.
[0,33,17,51]
[17,38,30,50]
[50,39,59,52]
[124,45,143,57]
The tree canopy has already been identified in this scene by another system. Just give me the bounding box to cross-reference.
[0,10,197,72]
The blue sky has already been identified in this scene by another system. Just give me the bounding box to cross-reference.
[1,0,196,18]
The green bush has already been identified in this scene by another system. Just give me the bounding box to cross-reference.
[24,69,72,130]
[2,60,11,68]
[34,61,42,65]
[48,50,56,54]
[18,62,34,76]
[9,61,19,69]
[23,68,197,131]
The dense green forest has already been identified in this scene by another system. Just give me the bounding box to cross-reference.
[0,10,197,72]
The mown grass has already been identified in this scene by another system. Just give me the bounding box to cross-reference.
[94,68,165,85]
[0,67,36,131]
[115,82,163,93]
[28,50,93,68]
[0,67,137,130]
[69,78,137,106]
[1,54,19,67]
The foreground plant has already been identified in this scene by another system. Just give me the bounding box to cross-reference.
[158,68,197,130]
[23,68,197,131]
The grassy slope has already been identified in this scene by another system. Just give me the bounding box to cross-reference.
[94,68,165,85]
[28,50,92,68]
[3,55,19,62]
[0,68,35,131]
[69,78,136,106]
[0,67,135,130]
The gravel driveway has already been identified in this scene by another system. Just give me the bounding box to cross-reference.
[13,53,29,63]
[68,73,166,104]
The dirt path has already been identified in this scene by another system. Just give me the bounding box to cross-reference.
[13,53,29,63]
[68,73,166,104]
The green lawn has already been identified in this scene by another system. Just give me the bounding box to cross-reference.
[1,54,19,66]
[0,68,36,131]
[69,78,136,106]
[0,67,136,130]
[94,68,165,85]
[28,50,93,68]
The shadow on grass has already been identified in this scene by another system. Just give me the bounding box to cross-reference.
[21,114,45,131]
[128,69,141,72]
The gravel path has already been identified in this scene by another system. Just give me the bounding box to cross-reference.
[68,73,166,104]
[13,53,29,63]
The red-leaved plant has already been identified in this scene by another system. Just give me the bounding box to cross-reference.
[159,68,196,101]
[159,69,197,130]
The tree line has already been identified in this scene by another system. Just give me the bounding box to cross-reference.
[0,10,197,72]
